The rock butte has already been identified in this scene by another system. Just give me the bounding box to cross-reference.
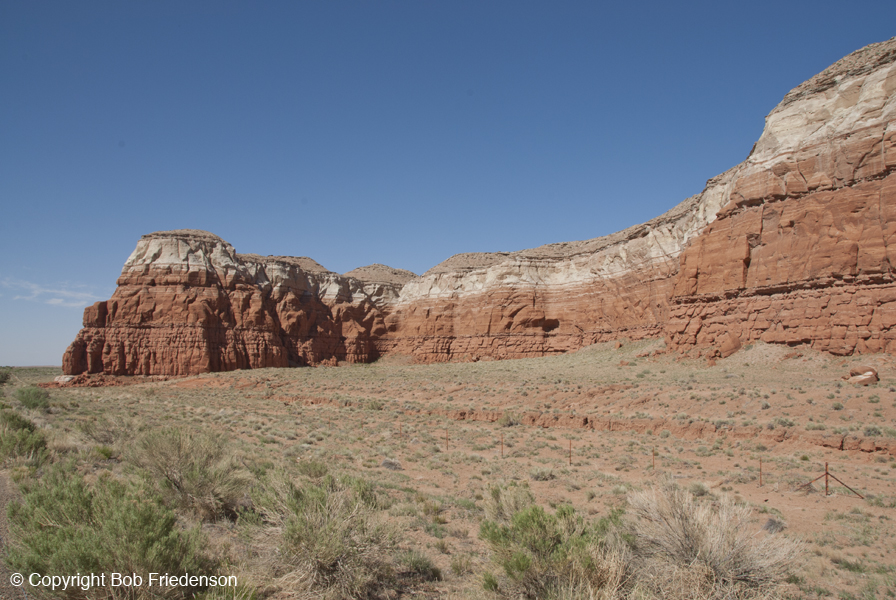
[64,38,896,376]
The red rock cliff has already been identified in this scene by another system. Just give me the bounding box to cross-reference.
[63,38,896,375]
[63,230,409,375]
[666,38,896,357]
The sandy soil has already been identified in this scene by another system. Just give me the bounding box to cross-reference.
[6,341,896,598]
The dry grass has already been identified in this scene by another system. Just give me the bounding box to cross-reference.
[483,482,535,523]
[129,427,250,521]
[258,473,397,600]
[627,482,801,596]
[4,340,894,600]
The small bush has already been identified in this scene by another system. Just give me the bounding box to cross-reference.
[864,425,882,437]
[530,468,555,481]
[627,483,801,589]
[398,550,442,581]
[450,553,473,575]
[483,571,500,592]
[296,459,329,479]
[479,504,627,599]
[0,410,47,465]
[484,483,535,524]
[269,473,397,599]
[0,410,37,432]
[78,415,132,445]
[498,413,520,427]
[95,445,115,460]
[7,465,211,599]
[14,386,49,410]
[130,427,250,521]
[0,370,10,385]
[688,482,710,497]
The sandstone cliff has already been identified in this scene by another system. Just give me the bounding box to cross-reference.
[63,38,896,375]
[63,230,405,375]
[667,38,896,356]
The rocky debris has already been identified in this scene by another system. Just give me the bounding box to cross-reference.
[62,37,896,376]
[848,374,879,386]
[845,365,880,385]
[850,365,879,378]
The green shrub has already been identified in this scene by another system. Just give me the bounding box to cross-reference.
[397,550,442,581]
[0,410,37,432]
[0,410,47,465]
[130,427,250,521]
[14,386,49,410]
[78,415,132,445]
[483,571,500,592]
[864,425,883,437]
[484,483,535,524]
[530,468,555,481]
[6,465,211,599]
[498,413,520,427]
[94,445,115,460]
[479,504,625,599]
[0,370,10,385]
[296,459,329,479]
[450,553,473,575]
[270,473,397,599]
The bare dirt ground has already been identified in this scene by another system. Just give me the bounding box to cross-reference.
[7,340,896,599]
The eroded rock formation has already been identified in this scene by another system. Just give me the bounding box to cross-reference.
[63,231,406,375]
[63,38,896,375]
[667,38,896,356]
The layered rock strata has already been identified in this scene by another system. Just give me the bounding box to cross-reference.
[63,38,896,375]
[667,38,896,356]
[63,231,410,375]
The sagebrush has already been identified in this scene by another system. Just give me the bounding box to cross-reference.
[6,464,211,600]
[255,472,397,600]
[627,482,802,596]
[130,427,250,521]
[15,385,50,410]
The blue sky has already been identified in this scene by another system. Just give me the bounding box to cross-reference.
[1,1,894,366]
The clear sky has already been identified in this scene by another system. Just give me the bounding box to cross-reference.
[1,1,894,366]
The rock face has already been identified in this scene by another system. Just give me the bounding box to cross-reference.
[63,230,404,375]
[63,38,896,375]
[666,38,896,357]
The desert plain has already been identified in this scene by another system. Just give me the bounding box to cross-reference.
[3,338,896,599]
